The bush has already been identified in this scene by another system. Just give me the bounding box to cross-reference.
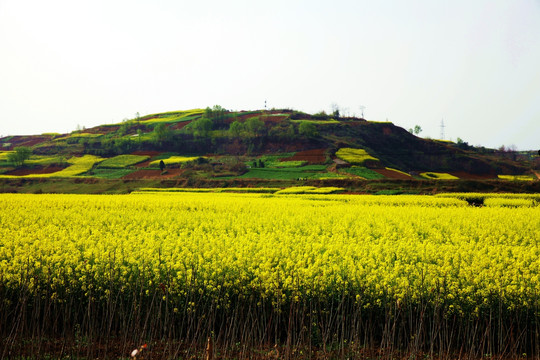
[7,147,32,167]
[298,121,318,137]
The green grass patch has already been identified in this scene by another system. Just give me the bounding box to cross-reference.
[374,189,404,195]
[267,160,307,168]
[97,155,149,168]
[291,119,339,124]
[310,172,348,179]
[86,168,136,179]
[233,168,323,180]
[343,166,385,179]
[336,148,379,165]
[258,153,295,161]
[249,154,302,168]
[296,164,328,171]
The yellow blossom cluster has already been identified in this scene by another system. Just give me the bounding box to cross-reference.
[0,193,538,315]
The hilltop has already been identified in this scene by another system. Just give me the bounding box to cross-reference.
[1,107,538,193]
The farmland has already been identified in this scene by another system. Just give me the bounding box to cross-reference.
[1,192,539,359]
[1,107,537,194]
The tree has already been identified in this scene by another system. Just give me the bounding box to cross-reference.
[245,117,265,136]
[190,117,213,138]
[159,160,165,172]
[331,103,340,119]
[299,121,317,137]
[205,105,227,128]
[312,111,329,120]
[284,123,295,140]
[8,146,32,167]
[153,123,172,145]
[229,121,245,138]
[409,125,422,135]
[456,137,470,150]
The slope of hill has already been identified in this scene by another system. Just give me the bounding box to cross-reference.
[0,107,538,193]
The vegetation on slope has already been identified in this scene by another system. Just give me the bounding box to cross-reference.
[0,106,536,191]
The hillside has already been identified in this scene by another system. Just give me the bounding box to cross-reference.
[1,107,538,193]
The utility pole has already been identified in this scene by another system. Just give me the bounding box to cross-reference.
[440,118,445,140]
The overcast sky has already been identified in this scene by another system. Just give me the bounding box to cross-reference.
[1,0,539,150]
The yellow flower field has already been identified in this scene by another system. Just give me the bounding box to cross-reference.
[1,192,538,357]
[1,193,538,309]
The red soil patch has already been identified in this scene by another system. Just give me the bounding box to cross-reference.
[3,136,51,149]
[382,126,393,135]
[282,149,326,164]
[121,168,185,180]
[449,171,496,180]
[131,150,162,157]
[261,115,289,123]
[224,111,288,125]
[81,125,119,134]
[170,121,192,130]
[19,137,49,147]
[5,166,65,176]
[223,113,259,124]
[134,160,153,168]
[373,168,412,180]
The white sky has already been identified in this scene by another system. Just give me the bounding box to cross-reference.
[1,0,539,150]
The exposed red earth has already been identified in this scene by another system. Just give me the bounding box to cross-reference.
[130,151,162,168]
[5,166,65,176]
[79,125,119,134]
[373,168,412,180]
[121,168,185,180]
[170,121,192,130]
[2,135,51,149]
[261,115,289,123]
[134,160,153,168]
[281,148,326,164]
[449,171,496,180]
[131,150,162,157]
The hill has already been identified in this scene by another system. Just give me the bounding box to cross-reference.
[1,107,538,193]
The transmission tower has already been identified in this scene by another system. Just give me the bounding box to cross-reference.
[440,119,445,140]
